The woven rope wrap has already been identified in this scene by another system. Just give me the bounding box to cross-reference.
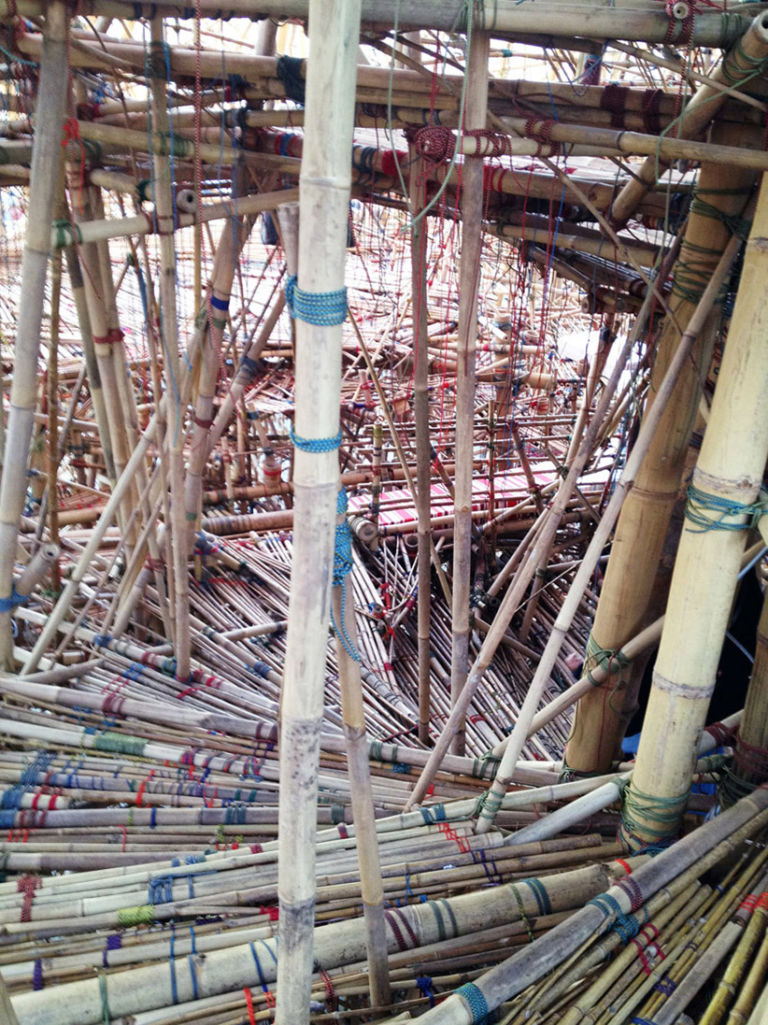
[285,274,347,326]
[455,981,489,1023]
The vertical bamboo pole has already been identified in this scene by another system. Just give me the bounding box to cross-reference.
[565,129,758,776]
[275,4,360,1024]
[449,27,489,755]
[149,15,191,680]
[410,152,432,745]
[622,172,768,851]
[0,1,69,669]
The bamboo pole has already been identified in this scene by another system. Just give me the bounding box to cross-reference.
[475,225,747,834]
[386,790,768,1025]
[148,15,192,680]
[274,4,360,1024]
[727,583,768,802]
[620,171,768,851]
[409,152,432,745]
[331,584,390,1009]
[449,27,489,757]
[4,0,758,47]
[0,1,69,668]
[565,126,759,777]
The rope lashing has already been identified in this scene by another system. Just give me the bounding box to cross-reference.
[619,784,688,853]
[455,981,489,1024]
[332,488,361,662]
[584,633,631,685]
[52,219,83,249]
[289,427,342,454]
[684,483,768,533]
[587,891,643,943]
[285,274,347,326]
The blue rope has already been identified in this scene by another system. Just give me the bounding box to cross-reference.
[417,975,435,1007]
[455,982,489,1024]
[0,588,29,613]
[289,426,342,453]
[285,274,347,326]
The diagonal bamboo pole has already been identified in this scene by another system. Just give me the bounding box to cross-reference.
[274,4,361,1024]
[474,224,748,834]
[331,583,391,1009]
[620,171,768,851]
[449,27,489,756]
[0,1,69,669]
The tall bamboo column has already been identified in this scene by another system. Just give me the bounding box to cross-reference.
[621,171,768,851]
[0,2,69,669]
[149,15,191,680]
[410,152,432,745]
[274,4,361,1024]
[565,126,758,776]
[449,27,489,755]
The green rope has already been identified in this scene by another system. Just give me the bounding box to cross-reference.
[684,483,768,534]
[620,783,687,852]
[584,633,630,686]
[116,904,155,927]
[156,132,192,159]
[52,220,83,249]
[689,197,752,241]
[669,240,728,305]
[92,732,147,757]
[720,32,768,87]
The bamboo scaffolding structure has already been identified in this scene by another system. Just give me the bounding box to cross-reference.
[476,217,749,833]
[566,126,759,776]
